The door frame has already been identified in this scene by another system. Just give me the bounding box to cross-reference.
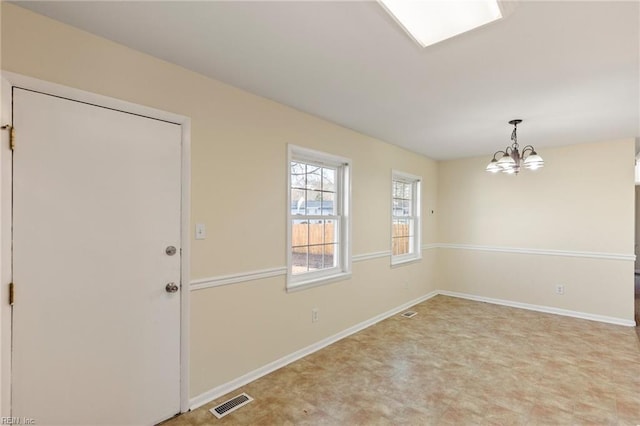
[0,71,191,416]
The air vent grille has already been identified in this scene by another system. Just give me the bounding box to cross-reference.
[210,393,254,419]
[401,310,417,318]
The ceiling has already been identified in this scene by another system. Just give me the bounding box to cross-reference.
[13,1,640,160]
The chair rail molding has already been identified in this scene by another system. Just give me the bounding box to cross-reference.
[438,243,635,261]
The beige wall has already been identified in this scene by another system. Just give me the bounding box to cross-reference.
[1,2,636,405]
[1,4,438,398]
[437,139,636,320]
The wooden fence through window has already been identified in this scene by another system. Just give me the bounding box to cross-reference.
[292,223,410,255]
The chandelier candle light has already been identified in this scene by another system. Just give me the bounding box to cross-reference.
[486,119,544,174]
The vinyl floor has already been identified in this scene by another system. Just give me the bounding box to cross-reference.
[162,295,640,425]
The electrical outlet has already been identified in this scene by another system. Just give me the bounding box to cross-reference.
[555,284,565,295]
[311,308,319,323]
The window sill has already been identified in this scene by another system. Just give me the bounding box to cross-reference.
[391,255,422,268]
[286,271,352,293]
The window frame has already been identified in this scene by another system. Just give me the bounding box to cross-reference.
[391,170,422,266]
[287,145,351,291]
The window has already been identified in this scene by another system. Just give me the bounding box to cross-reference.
[391,171,421,265]
[288,145,351,290]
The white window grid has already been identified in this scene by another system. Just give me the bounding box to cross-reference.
[391,171,422,265]
[287,145,351,290]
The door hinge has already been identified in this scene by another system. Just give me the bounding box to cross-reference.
[1,125,15,150]
[9,282,14,305]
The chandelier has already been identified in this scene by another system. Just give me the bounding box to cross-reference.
[486,119,544,174]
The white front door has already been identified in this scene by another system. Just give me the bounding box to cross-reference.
[11,88,182,425]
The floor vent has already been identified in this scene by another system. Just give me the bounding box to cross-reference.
[401,310,417,318]
[210,393,254,419]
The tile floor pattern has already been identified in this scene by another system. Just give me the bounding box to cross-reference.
[163,296,640,425]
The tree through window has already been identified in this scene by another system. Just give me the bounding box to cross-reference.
[288,146,351,290]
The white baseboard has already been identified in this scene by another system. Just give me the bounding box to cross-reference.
[438,290,636,327]
[190,288,635,410]
[189,290,439,410]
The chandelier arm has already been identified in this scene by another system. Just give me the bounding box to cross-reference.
[492,150,506,161]
[521,145,535,158]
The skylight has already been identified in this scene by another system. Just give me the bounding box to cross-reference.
[379,0,503,48]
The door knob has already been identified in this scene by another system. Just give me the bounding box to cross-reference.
[165,282,179,293]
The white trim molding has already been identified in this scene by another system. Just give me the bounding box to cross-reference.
[0,75,13,416]
[0,72,193,414]
[287,144,352,292]
[438,243,635,262]
[179,120,192,413]
[421,243,438,250]
[391,170,422,266]
[190,267,288,291]
[353,251,391,263]
[438,290,636,327]
[189,243,635,291]
[189,290,439,409]
[190,251,397,291]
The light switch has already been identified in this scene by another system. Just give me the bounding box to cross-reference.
[195,223,206,240]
